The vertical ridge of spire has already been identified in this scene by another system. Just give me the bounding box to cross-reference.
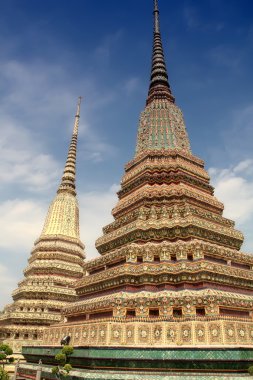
[146,0,175,105]
[57,96,82,196]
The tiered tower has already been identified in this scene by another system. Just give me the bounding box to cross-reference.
[0,98,85,353]
[41,1,253,353]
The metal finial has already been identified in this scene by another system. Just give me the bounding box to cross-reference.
[154,0,160,33]
[154,0,159,12]
[73,96,82,135]
[76,96,82,116]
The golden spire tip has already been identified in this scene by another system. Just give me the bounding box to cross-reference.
[76,96,83,117]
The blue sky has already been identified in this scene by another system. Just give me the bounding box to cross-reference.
[0,0,253,309]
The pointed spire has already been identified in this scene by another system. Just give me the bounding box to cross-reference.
[57,96,82,196]
[146,0,175,105]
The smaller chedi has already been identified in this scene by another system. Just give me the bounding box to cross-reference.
[0,98,85,353]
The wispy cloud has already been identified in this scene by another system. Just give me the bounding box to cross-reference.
[93,30,123,65]
[124,77,141,96]
[183,5,224,32]
[206,102,253,167]
[0,117,60,191]
[208,45,242,70]
[0,54,120,187]
[78,120,117,163]
[220,103,253,161]
[0,59,72,122]
[183,6,199,29]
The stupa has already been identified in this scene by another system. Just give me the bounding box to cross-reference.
[0,98,85,353]
[18,0,253,376]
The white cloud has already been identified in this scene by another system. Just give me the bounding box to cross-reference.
[210,160,253,223]
[0,198,46,253]
[234,159,253,175]
[209,159,253,252]
[79,184,119,259]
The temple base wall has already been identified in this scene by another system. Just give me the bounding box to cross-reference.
[43,319,253,347]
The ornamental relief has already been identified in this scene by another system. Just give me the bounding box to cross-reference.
[136,305,149,317]
[97,225,242,255]
[166,326,177,344]
[135,102,191,156]
[194,323,206,343]
[180,324,192,343]
[77,271,253,297]
[138,325,150,343]
[236,323,248,341]
[30,252,83,265]
[124,325,135,345]
[208,323,222,344]
[98,324,107,344]
[66,288,253,316]
[127,147,204,170]
[111,325,122,343]
[90,326,98,342]
[82,326,89,340]
[109,183,223,218]
[41,193,80,238]
[123,159,208,188]
[77,262,253,292]
[24,261,82,273]
[152,325,163,344]
[84,240,253,274]
[97,214,242,248]
[32,239,84,250]
[119,171,213,199]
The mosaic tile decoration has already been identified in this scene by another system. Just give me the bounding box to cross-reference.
[23,346,253,361]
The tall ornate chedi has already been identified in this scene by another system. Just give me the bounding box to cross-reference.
[40,2,253,355]
[19,1,253,375]
[0,98,85,353]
